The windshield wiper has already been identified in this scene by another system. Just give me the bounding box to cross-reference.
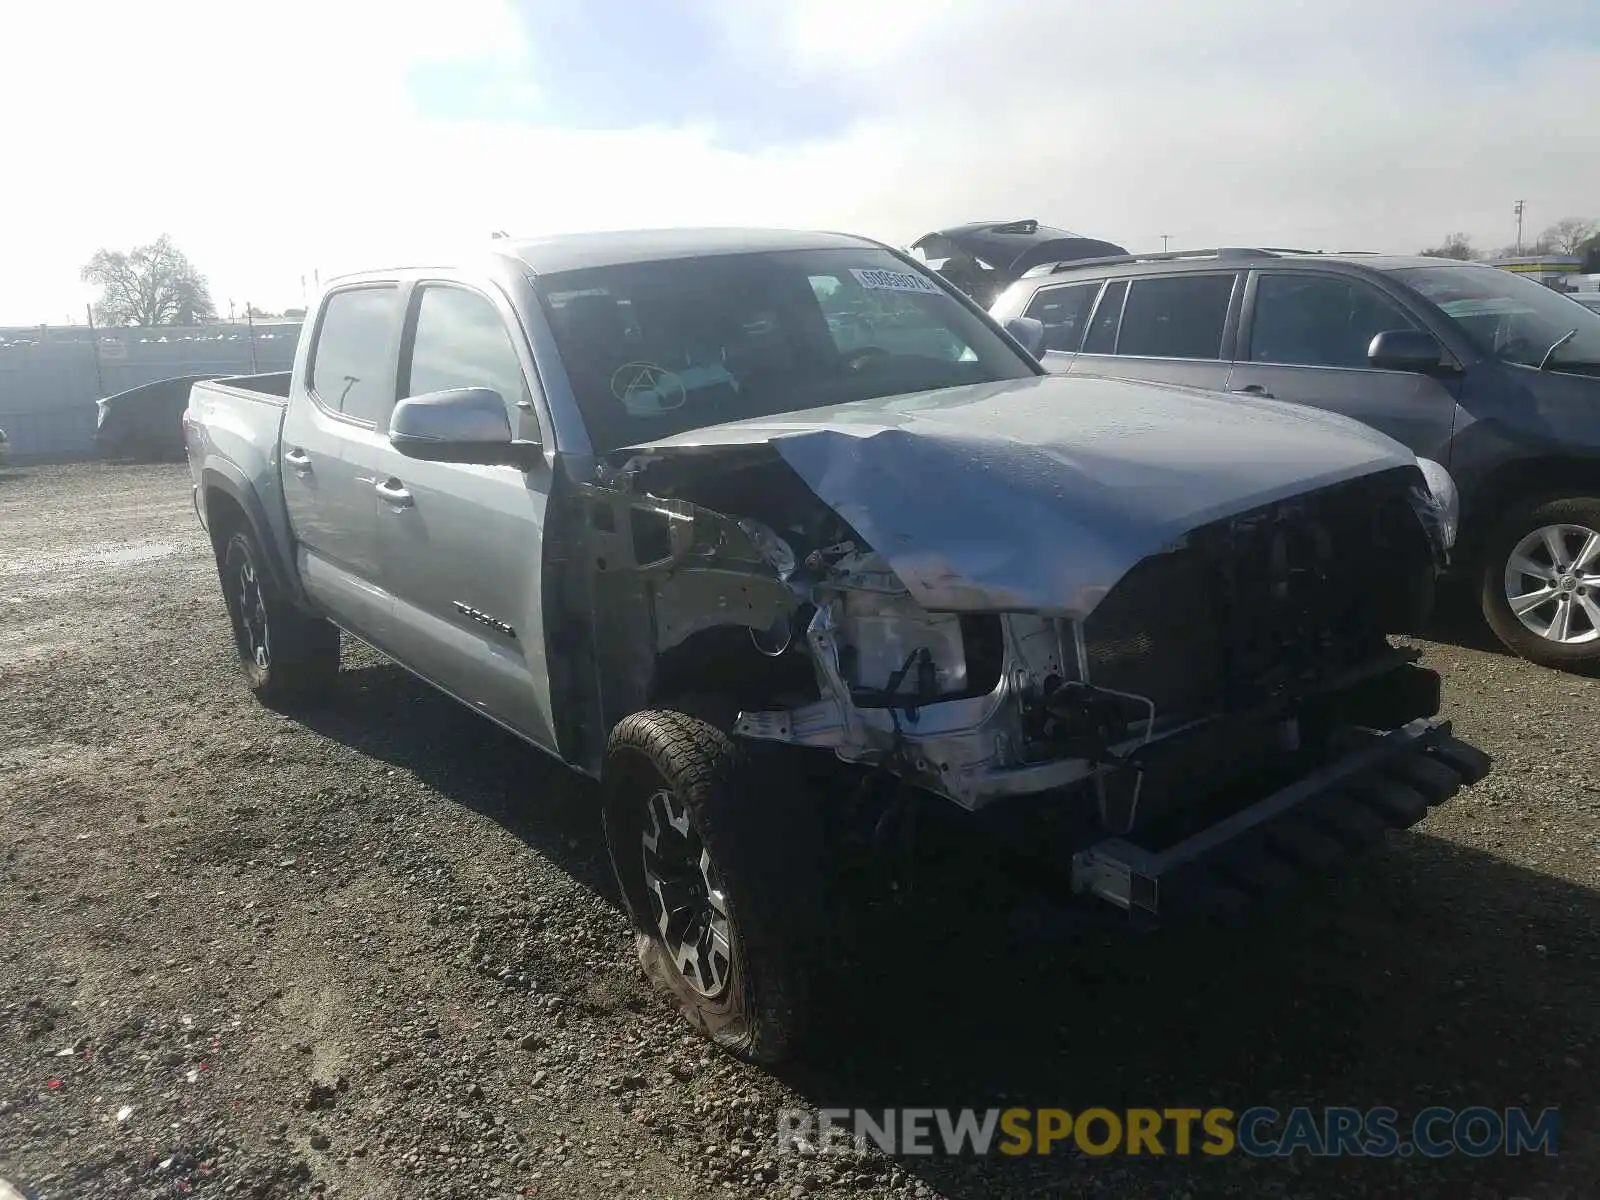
[1538,328,1579,371]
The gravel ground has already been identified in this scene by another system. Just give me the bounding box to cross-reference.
[0,460,1596,1200]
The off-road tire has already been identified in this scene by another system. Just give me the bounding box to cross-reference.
[601,706,827,1065]
[1479,495,1600,671]
[219,530,340,706]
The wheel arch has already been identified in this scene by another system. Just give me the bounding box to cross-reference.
[1457,455,1600,569]
[199,464,299,604]
[646,621,816,712]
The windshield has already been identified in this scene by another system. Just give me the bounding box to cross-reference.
[1392,265,1600,371]
[534,247,1037,451]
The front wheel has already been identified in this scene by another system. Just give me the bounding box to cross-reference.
[1480,496,1600,671]
[219,530,340,705]
[602,708,827,1065]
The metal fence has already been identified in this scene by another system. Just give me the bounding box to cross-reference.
[0,322,302,456]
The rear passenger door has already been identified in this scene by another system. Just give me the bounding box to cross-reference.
[1067,273,1241,391]
[280,282,402,640]
[1226,271,1461,459]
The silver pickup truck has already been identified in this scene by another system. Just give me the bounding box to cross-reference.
[184,227,1489,1064]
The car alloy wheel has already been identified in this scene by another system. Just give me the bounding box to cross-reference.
[235,555,272,669]
[640,786,733,999]
[1502,522,1600,645]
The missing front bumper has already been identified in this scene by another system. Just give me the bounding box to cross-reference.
[1069,718,1491,921]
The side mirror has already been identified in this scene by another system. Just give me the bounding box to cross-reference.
[389,387,541,469]
[1368,329,1447,373]
[1004,316,1047,360]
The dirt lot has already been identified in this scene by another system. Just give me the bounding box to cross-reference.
[1,460,1596,1200]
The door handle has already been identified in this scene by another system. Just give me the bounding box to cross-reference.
[375,478,414,507]
[284,447,313,473]
[1229,384,1275,399]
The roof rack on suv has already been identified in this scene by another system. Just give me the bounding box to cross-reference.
[1021,246,1329,277]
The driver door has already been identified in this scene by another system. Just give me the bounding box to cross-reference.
[1226,270,1462,461]
[373,281,558,752]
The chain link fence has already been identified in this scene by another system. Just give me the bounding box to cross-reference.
[0,322,302,457]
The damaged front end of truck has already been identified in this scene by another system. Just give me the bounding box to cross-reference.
[573,386,1489,922]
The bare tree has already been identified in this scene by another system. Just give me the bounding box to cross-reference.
[1419,232,1479,260]
[1579,232,1600,272]
[80,235,217,326]
[1537,217,1598,257]
[1491,239,1555,260]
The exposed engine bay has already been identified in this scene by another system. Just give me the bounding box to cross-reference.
[585,440,1452,841]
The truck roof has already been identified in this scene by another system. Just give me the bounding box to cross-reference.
[488,227,879,275]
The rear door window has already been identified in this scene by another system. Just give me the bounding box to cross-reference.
[1081,280,1128,354]
[1022,282,1102,353]
[309,285,401,424]
[1115,274,1237,360]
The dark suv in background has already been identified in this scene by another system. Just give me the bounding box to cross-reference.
[991,248,1600,671]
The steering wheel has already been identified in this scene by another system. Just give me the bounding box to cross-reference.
[844,346,892,374]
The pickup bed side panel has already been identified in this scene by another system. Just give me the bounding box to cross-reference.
[187,381,304,607]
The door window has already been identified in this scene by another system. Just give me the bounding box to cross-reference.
[1081,280,1128,354]
[403,285,530,410]
[1250,273,1420,368]
[309,285,400,424]
[1022,282,1101,353]
[1115,274,1236,360]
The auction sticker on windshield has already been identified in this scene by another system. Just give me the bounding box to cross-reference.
[850,268,943,295]
[1436,299,1535,318]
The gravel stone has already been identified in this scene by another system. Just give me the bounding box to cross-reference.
[0,462,1594,1199]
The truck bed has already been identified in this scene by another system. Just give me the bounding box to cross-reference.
[183,373,297,592]
[197,371,293,403]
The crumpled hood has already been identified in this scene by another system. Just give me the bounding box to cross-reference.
[623,374,1421,617]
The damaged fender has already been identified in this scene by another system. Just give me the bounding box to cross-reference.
[581,482,801,675]
[598,372,1444,811]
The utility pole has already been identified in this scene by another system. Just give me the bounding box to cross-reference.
[1161,235,1171,252]
[85,303,104,395]
[1514,200,1525,255]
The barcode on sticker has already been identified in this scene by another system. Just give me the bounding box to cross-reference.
[849,268,942,295]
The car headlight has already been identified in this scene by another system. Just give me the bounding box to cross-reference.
[1416,457,1459,550]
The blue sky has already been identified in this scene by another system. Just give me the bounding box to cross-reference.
[409,0,861,148]
[398,0,1600,157]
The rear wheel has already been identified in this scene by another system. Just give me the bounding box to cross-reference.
[220,530,340,705]
[602,707,826,1065]
[1480,496,1600,671]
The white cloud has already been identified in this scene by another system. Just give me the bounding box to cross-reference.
[755,0,1600,252]
[0,0,527,321]
[3,0,1597,324]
